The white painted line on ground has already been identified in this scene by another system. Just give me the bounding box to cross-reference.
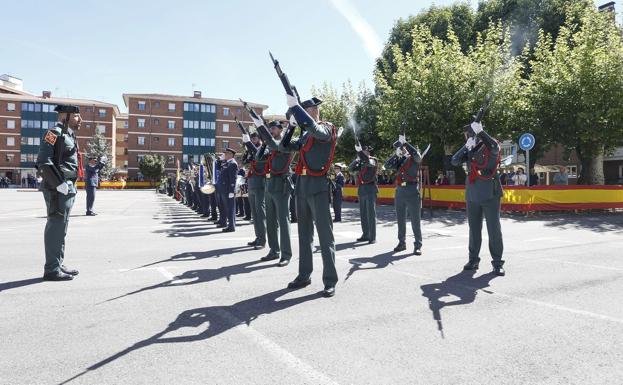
[335,231,360,238]
[526,237,583,245]
[335,255,623,326]
[540,258,623,272]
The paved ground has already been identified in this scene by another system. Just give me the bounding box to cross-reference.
[1,189,622,385]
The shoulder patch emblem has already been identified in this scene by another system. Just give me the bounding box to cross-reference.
[44,130,58,145]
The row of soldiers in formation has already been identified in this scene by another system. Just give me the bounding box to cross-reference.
[33,97,505,292]
[161,97,506,298]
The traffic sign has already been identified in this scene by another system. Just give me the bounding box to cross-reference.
[519,133,535,151]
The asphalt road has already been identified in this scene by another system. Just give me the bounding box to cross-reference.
[1,189,622,385]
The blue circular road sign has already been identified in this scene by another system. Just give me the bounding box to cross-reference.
[519,133,535,151]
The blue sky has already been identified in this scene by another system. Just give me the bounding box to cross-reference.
[2,1,618,114]
[1,0,467,113]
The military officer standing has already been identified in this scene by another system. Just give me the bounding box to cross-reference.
[252,96,338,297]
[36,104,82,281]
[385,135,423,255]
[253,120,294,266]
[217,148,239,232]
[348,145,378,243]
[242,132,268,249]
[84,154,107,216]
[451,121,505,276]
[331,164,345,222]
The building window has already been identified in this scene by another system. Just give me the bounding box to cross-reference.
[183,137,189,146]
[223,107,229,116]
[124,121,129,128]
[168,138,175,147]
[6,137,15,146]
[96,125,106,134]
[137,119,145,128]
[222,140,229,150]
[84,106,94,113]
[153,101,160,108]
[210,122,216,130]
[183,154,189,163]
[167,120,175,129]
[168,103,175,112]
[167,155,175,164]
[222,123,229,133]
[236,108,241,114]
[200,138,206,146]
[137,155,145,162]
[153,137,159,142]
[6,153,14,162]
[124,134,128,142]
[154,118,160,126]
[192,138,198,146]
[98,109,106,117]
[138,136,145,145]
[6,120,15,129]
[7,103,15,111]
[138,101,146,111]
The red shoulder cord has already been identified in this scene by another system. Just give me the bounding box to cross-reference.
[269,150,294,175]
[357,163,377,185]
[468,141,501,184]
[249,159,268,177]
[295,123,337,177]
[395,157,417,185]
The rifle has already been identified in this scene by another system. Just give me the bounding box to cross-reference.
[270,51,301,103]
[393,111,411,149]
[234,117,249,136]
[240,99,272,141]
[474,95,492,123]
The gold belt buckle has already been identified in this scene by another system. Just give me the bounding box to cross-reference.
[401,182,407,187]
[302,169,307,176]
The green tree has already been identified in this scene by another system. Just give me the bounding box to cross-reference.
[377,3,476,85]
[527,4,623,184]
[375,23,525,179]
[85,132,117,180]
[139,154,165,186]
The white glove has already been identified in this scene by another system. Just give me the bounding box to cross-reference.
[465,137,476,151]
[242,134,250,143]
[250,115,263,128]
[395,148,402,157]
[470,121,483,134]
[398,135,406,145]
[286,93,299,108]
[355,143,362,152]
[56,182,69,195]
[219,154,225,160]
[228,193,234,198]
[289,114,297,126]
[100,155,108,163]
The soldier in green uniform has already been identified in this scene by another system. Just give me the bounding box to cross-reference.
[252,96,338,297]
[36,105,82,281]
[241,132,268,250]
[451,121,505,276]
[385,135,423,255]
[257,120,294,266]
[348,145,378,244]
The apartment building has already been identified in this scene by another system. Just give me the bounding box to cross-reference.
[0,77,120,184]
[123,91,267,179]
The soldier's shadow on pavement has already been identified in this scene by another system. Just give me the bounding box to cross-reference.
[344,251,411,281]
[101,259,274,303]
[420,271,497,339]
[0,277,44,292]
[133,246,254,269]
[62,288,321,384]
